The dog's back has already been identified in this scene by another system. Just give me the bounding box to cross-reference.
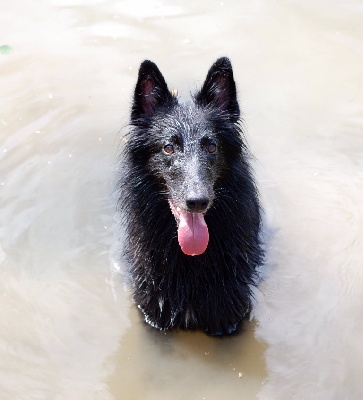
[119,58,263,335]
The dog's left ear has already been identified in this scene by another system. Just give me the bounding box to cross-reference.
[196,57,239,122]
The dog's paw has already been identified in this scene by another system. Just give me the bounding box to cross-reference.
[138,304,172,331]
[137,305,162,329]
[205,324,238,336]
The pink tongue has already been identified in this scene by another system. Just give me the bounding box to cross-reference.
[177,211,209,256]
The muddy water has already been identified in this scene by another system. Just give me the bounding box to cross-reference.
[1,1,362,399]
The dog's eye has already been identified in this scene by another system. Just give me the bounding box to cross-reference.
[208,143,217,154]
[164,144,174,154]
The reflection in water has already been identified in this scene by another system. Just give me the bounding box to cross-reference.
[0,0,362,399]
[108,312,266,400]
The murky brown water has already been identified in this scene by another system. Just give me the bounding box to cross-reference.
[1,1,362,399]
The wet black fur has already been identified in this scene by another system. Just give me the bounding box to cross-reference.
[118,57,263,335]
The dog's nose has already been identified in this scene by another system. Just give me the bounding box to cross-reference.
[186,198,209,212]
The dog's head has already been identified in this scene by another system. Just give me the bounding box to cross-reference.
[130,58,241,256]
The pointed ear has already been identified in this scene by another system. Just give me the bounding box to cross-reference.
[195,57,239,121]
[131,60,174,121]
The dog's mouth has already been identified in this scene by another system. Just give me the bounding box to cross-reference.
[169,199,209,256]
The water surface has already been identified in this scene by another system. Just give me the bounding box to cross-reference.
[1,1,362,399]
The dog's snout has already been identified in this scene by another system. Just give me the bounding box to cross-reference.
[186,197,209,212]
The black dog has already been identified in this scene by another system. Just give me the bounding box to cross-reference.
[118,57,263,335]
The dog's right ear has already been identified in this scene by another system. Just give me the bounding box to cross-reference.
[131,60,174,121]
